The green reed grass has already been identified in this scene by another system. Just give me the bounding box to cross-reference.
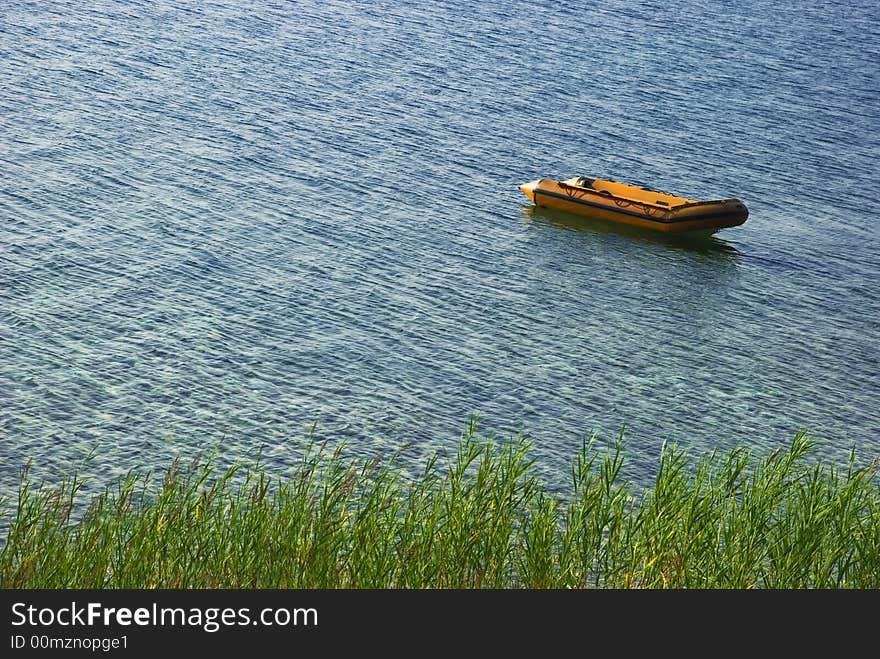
[1,422,879,588]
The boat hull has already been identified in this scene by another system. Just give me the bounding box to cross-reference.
[519,178,748,234]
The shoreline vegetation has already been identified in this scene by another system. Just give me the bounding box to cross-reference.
[1,421,878,589]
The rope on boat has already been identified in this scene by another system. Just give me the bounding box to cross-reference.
[559,180,665,217]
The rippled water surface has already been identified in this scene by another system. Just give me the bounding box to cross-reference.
[2,0,879,497]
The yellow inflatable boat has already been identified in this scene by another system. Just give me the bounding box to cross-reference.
[519,176,748,234]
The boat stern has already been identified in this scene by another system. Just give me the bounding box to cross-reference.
[519,179,541,204]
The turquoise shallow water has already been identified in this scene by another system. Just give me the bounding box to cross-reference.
[2,0,879,498]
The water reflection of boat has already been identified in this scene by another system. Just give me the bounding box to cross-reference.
[519,176,748,235]
[521,204,742,258]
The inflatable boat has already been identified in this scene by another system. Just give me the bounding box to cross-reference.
[519,176,748,234]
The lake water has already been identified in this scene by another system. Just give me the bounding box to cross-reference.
[2,0,879,499]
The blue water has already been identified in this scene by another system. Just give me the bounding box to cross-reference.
[2,0,879,500]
